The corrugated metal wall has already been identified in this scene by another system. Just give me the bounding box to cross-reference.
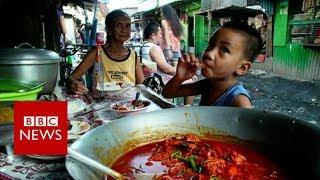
[274,45,320,80]
[256,45,320,81]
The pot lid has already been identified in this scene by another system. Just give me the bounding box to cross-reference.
[0,44,60,64]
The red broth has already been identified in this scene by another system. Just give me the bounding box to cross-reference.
[109,134,285,179]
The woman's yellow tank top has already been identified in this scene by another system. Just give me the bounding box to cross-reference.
[100,47,136,85]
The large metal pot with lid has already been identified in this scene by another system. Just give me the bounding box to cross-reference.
[0,43,61,95]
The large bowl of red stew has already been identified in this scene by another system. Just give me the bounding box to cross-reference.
[66,106,320,180]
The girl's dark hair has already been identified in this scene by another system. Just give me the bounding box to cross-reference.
[222,21,263,61]
[143,21,160,39]
[104,10,130,41]
[160,5,183,38]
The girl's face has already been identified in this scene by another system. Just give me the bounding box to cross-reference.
[201,28,247,79]
[110,16,131,42]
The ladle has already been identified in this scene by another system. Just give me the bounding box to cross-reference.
[68,147,157,179]
[68,147,125,179]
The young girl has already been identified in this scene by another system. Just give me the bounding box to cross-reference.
[67,10,144,95]
[162,21,263,108]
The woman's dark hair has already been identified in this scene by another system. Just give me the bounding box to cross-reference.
[221,21,263,61]
[104,10,130,41]
[160,5,183,38]
[143,21,160,39]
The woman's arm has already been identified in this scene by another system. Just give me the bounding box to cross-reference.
[161,20,171,49]
[135,54,145,84]
[161,20,173,60]
[150,45,176,76]
[70,48,96,80]
[67,48,96,94]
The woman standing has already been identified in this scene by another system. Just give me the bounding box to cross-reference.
[160,5,195,105]
[160,5,184,63]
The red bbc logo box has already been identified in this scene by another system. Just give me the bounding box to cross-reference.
[14,101,67,155]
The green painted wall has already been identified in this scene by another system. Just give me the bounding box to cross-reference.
[181,22,189,52]
[273,0,289,46]
[195,15,206,57]
[181,0,201,54]
[178,0,202,52]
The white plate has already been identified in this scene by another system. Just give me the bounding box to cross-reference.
[68,134,82,141]
[110,100,150,113]
[27,154,65,160]
[68,121,90,135]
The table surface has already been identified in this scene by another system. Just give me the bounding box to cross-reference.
[0,85,164,179]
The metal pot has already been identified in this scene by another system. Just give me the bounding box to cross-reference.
[66,106,320,180]
[0,43,60,95]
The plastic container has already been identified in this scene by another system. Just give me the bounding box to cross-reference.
[0,79,44,101]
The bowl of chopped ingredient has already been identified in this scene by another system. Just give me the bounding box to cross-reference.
[110,99,151,117]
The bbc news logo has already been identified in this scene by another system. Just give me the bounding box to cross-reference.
[14,101,67,155]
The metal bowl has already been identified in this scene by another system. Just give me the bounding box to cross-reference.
[66,106,320,180]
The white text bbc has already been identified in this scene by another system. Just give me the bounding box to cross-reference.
[23,116,58,127]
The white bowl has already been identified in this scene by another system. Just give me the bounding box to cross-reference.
[110,100,151,117]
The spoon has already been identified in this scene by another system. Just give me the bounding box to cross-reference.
[133,92,141,109]
[68,147,159,179]
[68,147,125,179]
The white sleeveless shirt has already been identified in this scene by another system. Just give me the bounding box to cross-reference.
[140,41,173,83]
